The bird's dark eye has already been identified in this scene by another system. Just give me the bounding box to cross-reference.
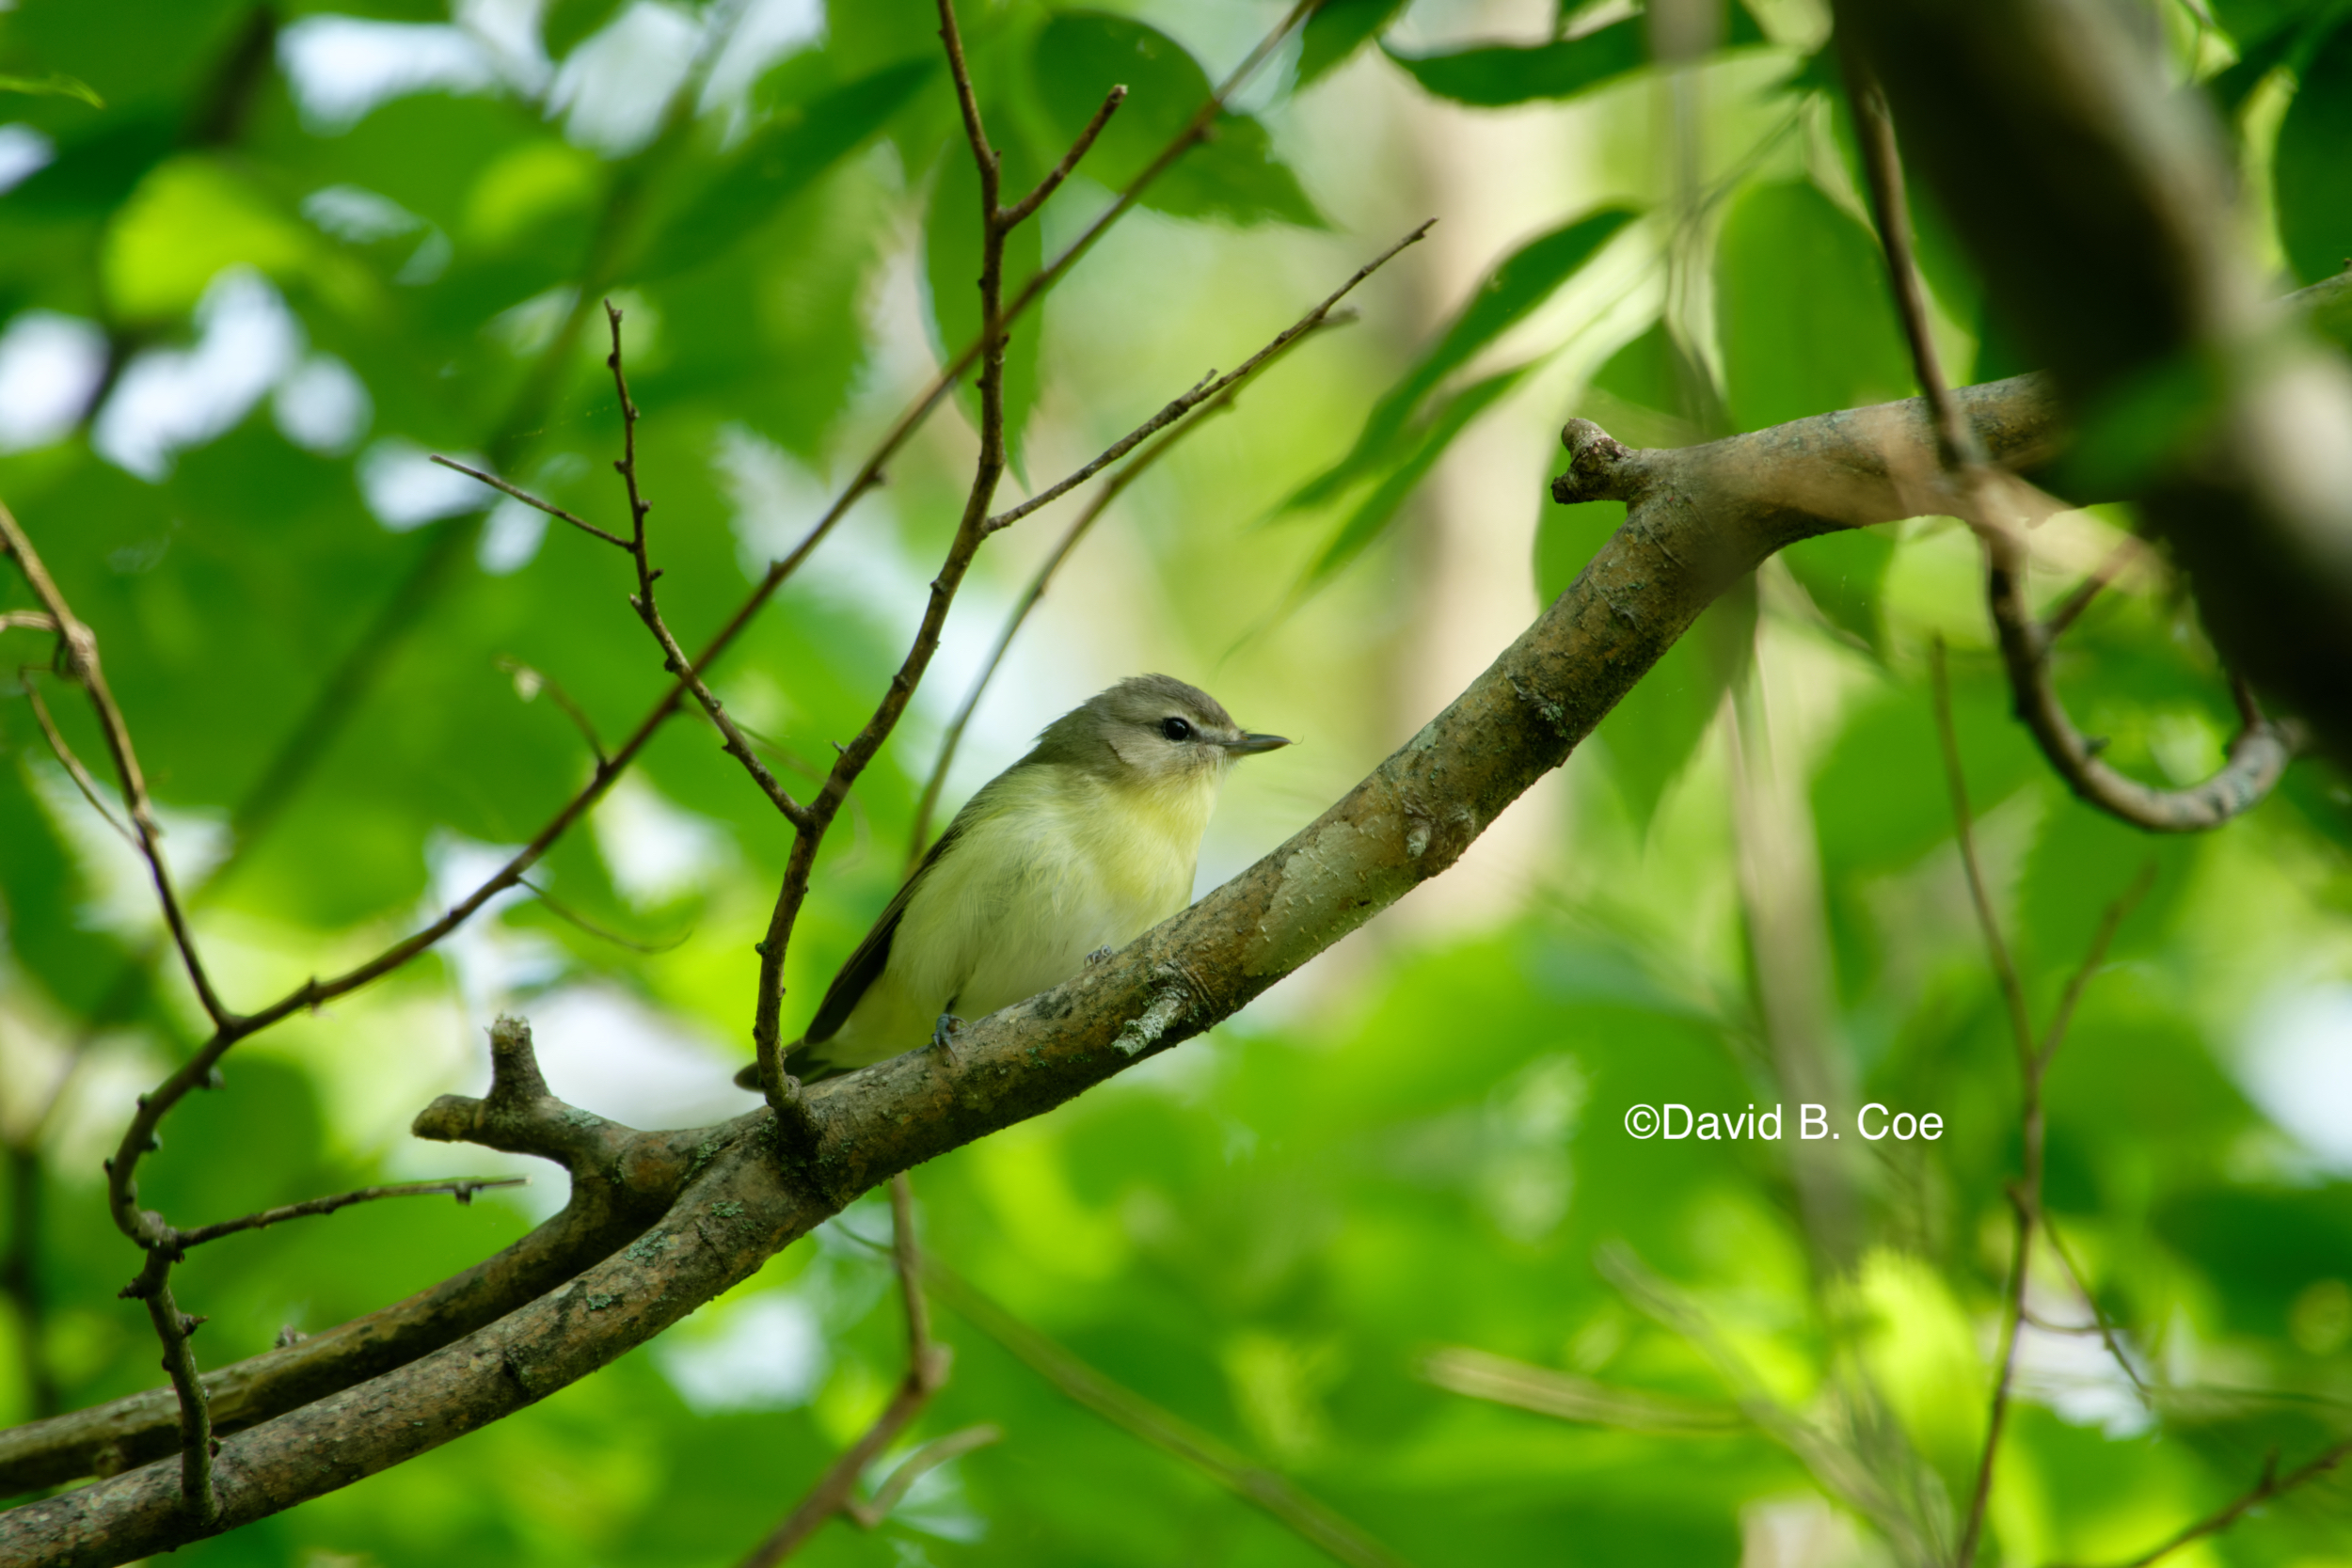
[1160,717,1194,742]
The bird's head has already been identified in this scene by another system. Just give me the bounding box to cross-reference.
[1031,673,1291,789]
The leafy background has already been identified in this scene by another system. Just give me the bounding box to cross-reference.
[3,0,2352,1562]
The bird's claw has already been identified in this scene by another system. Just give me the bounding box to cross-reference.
[931,1013,965,1057]
[1085,946,1115,966]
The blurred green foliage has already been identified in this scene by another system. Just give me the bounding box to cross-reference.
[4,0,2352,1563]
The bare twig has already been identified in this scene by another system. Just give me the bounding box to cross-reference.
[497,657,608,766]
[2037,862,2154,1075]
[602,303,813,832]
[18,676,136,846]
[748,0,1026,1113]
[1930,641,2034,1068]
[2,502,233,1029]
[921,1254,1412,1568]
[844,1423,1003,1528]
[427,456,631,550]
[516,878,690,954]
[0,610,58,632]
[738,1173,952,1566]
[2041,535,2143,641]
[998,86,1124,229]
[2039,1212,2152,1403]
[1934,643,2160,1568]
[983,221,1426,537]
[2076,1437,2352,1568]
[173,1178,529,1250]
[1846,63,2296,832]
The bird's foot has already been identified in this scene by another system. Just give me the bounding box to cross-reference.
[931,1013,966,1059]
[1085,946,1115,966]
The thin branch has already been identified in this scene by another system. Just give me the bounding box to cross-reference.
[0,610,57,632]
[2039,1212,2153,1403]
[887,1173,930,1360]
[845,1424,1003,1528]
[1937,641,2162,1568]
[1843,57,1976,469]
[2037,862,2154,1075]
[1960,1185,2031,1568]
[998,85,1125,229]
[748,0,1030,1112]
[921,1255,1412,1568]
[516,878,691,954]
[1932,636,2033,1568]
[983,219,1427,537]
[2,502,233,1030]
[19,676,137,846]
[172,1178,529,1250]
[1846,60,2297,833]
[497,657,608,766]
[1930,641,2035,1070]
[602,302,812,832]
[2041,535,2143,641]
[738,1173,951,1567]
[2080,1436,2352,1568]
[427,456,632,551]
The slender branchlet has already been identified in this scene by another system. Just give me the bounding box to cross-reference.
[1846,61,2297,833]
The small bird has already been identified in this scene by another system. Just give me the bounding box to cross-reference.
[739,673,1290,1088]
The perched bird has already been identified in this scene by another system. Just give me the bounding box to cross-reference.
[739,673,1290,1088]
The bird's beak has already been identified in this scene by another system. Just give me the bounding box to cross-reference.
[1222,732,1293,755]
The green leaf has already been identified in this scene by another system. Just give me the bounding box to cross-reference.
[1779,528,1896,651]
[1383,19,1647,107]
[1713,180,1913,432]
[1301,365,1532,590]
[1297,0,1414,86]
[1030,10,1319,227]
[1597,574,1755,834]
[634,57,937,280]
[2277,19,2352,284]
[1290,206,1639,510]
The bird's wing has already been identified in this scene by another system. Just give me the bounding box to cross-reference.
[801,816,968,1047]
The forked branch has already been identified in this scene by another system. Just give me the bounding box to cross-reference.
[1846,64,2298,833]
[735,1175,970,1566]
